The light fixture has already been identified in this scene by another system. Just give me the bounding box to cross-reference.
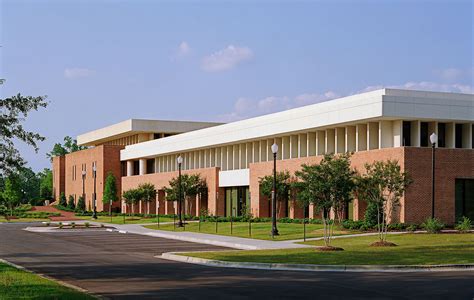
[430,133,438,145]
[176,155,183,165]
[271,143,278,154]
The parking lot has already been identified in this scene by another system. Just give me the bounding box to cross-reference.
[1,223,474,299]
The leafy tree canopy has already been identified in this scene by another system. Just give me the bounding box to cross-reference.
[1,93,48,175]
[163,174,207,202]
[47,136,87,161]
[103,172,118,204]
[259,170,293,202]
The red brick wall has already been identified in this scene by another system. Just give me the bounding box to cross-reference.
[62,145,123,212]
[52,156,65,201]
[249,148,405,219]
[404,147,474,225]
[121,167,221,216]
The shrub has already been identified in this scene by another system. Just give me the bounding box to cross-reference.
[59,193,67,207]
[85,222,90,228]
[76,196,86,212]
[406,224,418,232]
[364,202,381,228]
[455,217,472,233]
[387,223,407,231]
[341,219,366,230]
[422,218,445,233]
[67,196,76,210]
[14,204,32,212]
[71,222,76,228]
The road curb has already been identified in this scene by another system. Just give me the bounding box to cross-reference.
[0,258,106,299]
[159,252,474,273]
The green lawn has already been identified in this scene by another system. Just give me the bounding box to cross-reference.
[76,215,174,225]
[0,262,95,299]
[144,221,358,241]
[183,233,474,265]
[0,217,50,223]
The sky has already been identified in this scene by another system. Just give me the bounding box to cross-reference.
[1,0,473,172]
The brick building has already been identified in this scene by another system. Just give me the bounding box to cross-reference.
[53,89,474,224]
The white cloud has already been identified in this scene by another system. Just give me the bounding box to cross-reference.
[64,68,95,79]
[202,45,253,72]
[218,91,338,121]
[177,41,191,56]
[434,68,465,81]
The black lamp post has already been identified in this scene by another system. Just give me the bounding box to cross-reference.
[271,143,279,237]
[92,163,97,219]
[81,170,86,205]
[430,133,437,219]
[177,155,184,227]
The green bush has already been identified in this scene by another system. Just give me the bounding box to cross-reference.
[422,218,445,233]
[67,196,76,210]
[341,219,366,230]
[455,217,472,233]
[364,202,381,228]
[14,204,33,213]
[85,222,90,228]
[406,224,418,232]
[59,193,67,207]
[76,196,86,212]
[387,223,408,231]
[0,205,7,216]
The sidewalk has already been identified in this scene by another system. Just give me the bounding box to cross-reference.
[94,222,310,250]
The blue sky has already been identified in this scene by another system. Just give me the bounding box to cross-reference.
[1,0,472,171]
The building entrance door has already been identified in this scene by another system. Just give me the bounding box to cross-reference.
[225,186,250,217]
[455,179,474,222]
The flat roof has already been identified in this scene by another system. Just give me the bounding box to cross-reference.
[77,119,223,146]
[120,88,474,160]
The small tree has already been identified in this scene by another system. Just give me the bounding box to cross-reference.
[122,188,141,216]
[67,196,76,210]
[355,160,412,245]
[138,183,157,215]
[1,176,22,216]
[164,174,207,216]
[294,154,355,248]
[76,196,85,212]
[59,192,67,207]
[259,171,292,217]
[103,172,118,216]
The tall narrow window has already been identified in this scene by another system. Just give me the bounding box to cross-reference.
[438,123,446,147]
[455,124,463,148]
[402,121,411,146]
[420,122,429,147]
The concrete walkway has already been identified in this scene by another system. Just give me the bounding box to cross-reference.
[96,222,310,250]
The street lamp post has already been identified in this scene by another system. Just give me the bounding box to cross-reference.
[270,143,279,237]
[176,156,184,227]
[430,133,437,219]
[81,170,86,205]
[92,163,97,219]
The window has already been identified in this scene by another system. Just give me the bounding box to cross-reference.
[121,161,127,177]
[438,123,446,147]
[153,133,161,139]
[455,124,463,148]
[402,121,411,146]
[455,179,474,222]
[146,159,155,174]
[225,187,250,217]
[133,160,140,176]
[420,122,429,147]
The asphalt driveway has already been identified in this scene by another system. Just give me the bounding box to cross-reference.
[1,223,473,299]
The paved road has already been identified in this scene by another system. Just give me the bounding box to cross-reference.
[1,223,473,300]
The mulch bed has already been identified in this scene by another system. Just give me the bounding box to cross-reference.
[370,241,397,247]
[317,246,344,251]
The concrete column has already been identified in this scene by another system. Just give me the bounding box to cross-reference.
[127,160,134,176]
[462,123,472,149]
[392,120,402,147]
[317,130,325,155]
[411,120,420,147]
[139,159,146,175]
[446,122,455,148]
[346,126,356,152]
[379,121,393,149]
[325,129,335,154]
[356,124,367,151]
[367,122,379,150]
[335,127,345,154]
